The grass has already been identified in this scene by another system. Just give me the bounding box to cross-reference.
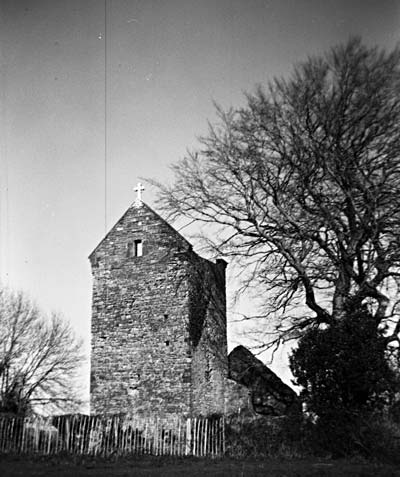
[0,455,400,477]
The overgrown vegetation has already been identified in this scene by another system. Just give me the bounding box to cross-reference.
[290,306,400,458]
[225,412,400,463]
[225,414,306,458]
[290,307,397,415]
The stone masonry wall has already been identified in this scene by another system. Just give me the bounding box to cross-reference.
[90,203,194,416]
[188,256,228,415]
[90,202,228,418]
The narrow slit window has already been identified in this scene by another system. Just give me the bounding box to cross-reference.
[205,356,211,381]
[135,239,143,257]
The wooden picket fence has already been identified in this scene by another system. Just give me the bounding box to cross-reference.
[0,415,225,457]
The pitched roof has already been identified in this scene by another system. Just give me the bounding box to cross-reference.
[88,200,192,259]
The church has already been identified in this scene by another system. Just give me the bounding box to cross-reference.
[89,184,300,417]
[89,184,228,416]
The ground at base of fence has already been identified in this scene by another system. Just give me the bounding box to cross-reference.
[1,455,400,477]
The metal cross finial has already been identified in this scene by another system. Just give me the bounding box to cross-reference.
[134,182,145,202]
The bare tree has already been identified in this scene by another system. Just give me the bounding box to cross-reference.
[151,38,400,351]
[0,286,84,415]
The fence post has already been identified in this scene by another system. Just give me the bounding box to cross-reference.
[222,417,225,456]
[0,414,226,458]
[185,418,191,456]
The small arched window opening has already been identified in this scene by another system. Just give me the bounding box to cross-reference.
[127,240,143,257]
[135,239,143,257]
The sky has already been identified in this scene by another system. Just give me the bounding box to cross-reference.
[1,0,399,403]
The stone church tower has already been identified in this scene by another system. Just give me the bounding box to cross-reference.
[89,187,227,416]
